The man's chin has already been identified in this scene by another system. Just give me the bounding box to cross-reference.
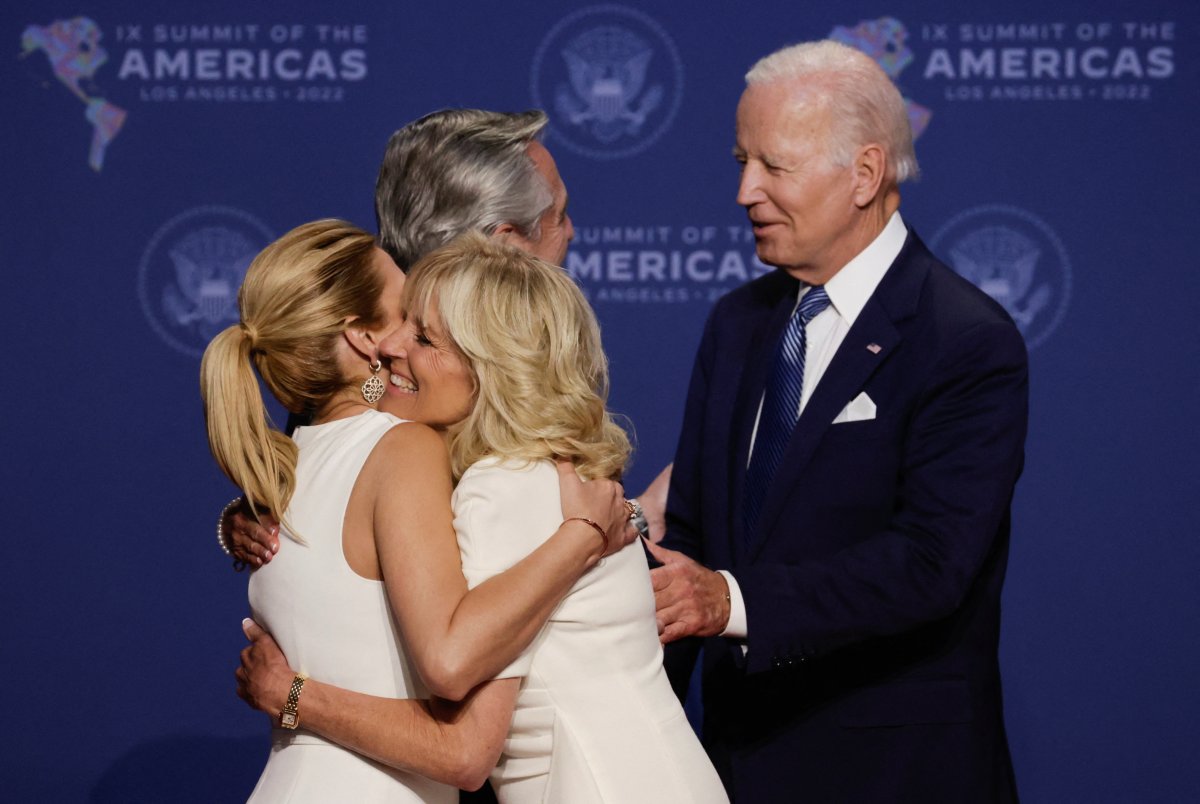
[753,247,812,281]
[753,243,787,271]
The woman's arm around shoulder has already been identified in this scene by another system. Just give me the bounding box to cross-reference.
[237,618,514,790]
[364,424,632,700]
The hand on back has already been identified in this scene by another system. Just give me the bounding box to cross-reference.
[225,499,280,567]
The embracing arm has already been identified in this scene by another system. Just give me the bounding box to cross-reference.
[217,417,310,566]
[237,620,514,791]
[234,426,627,781]
[371,424,629,700]
[220,499,279,568]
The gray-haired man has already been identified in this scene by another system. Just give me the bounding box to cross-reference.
[374,109,573,269]
[223,108,669,565]
[221,109,670,802]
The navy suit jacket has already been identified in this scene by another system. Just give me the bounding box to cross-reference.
[664,230,1027,803]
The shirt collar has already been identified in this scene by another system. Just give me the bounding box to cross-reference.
[806,211,907,326]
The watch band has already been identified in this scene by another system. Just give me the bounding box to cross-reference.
[280,672,308,730]
[628,497,650,540]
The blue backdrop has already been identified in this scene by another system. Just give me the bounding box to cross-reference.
[3,1,1198,800]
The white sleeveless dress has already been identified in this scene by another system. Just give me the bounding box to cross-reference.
[246,410,454,803]
[454,458,728,804]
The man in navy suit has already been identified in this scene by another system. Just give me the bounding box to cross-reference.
[647,40,1027,802]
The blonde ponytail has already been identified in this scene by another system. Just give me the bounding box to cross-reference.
[200,324,300,531]
[198,220,385,538]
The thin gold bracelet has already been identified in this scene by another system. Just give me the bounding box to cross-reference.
[562,516,607,548]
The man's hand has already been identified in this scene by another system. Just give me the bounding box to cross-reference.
[226,501,280,567]
[634,463,672,543]
[556,461,637,556]
[645,539,730,643]
[235,618,293,716]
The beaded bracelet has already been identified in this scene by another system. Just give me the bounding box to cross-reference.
[217,501,247,576]
[217,496,243,557]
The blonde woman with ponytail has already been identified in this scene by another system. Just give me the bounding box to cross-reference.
[202,220,630,802]
[200,220,390,539]
[236,234,727,804]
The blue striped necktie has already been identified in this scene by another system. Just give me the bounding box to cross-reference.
[743,285,831,540]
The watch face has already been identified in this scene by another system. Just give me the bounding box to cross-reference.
[281,711,298,728]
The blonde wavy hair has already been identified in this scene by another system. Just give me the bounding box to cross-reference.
[403,232,630,481]
[199,220,384,533]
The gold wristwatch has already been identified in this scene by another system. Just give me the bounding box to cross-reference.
[280,672,308,729]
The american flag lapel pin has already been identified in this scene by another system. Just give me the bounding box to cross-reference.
[867,343,882,354]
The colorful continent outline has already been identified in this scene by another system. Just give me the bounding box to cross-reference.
[20,17,127,171]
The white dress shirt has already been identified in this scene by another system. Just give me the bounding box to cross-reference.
[720,211,908,641]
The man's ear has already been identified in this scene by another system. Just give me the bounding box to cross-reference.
[851,143,888,208]
[341,316,377,362]
[491,222,522,247]
[492,222,541,254]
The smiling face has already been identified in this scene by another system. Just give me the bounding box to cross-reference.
[377,302,475,429]
[734,80,861,284]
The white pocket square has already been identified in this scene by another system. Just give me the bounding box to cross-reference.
[832,391,876,424]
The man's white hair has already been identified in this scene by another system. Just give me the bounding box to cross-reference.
[746,40,919,183]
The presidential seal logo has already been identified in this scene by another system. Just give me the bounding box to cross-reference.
[532,5,683,160]
[138,206,273,357]
[830,17,931,140]
[931,205,1072,350]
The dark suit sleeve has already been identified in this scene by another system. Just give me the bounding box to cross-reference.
[736,318,1029,675]
[659,307,722,695]
[661,306,720,564]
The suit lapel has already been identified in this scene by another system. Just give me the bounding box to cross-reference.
[748,300,899,557]
[747,231,930,558]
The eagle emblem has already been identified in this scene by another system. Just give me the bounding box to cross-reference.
[555,26,663,143]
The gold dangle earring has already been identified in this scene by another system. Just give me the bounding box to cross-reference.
[361,359,385,404]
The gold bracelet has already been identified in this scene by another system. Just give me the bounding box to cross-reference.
[562,516,607,548]
[280,672,308,730]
